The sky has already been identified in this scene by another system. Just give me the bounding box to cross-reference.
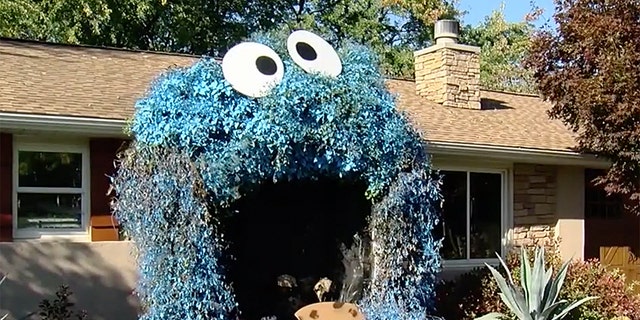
[458,0,556,27]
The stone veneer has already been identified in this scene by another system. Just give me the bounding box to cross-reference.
[414,43,481,110]
[512,163,559,250]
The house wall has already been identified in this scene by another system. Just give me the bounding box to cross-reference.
[90,138,127,241]
[512,164,558,249]
[0,241,139,320]
[0,133,12,241]
[555,166,585,261]
[0,133,127,242]
[510,163,585,262]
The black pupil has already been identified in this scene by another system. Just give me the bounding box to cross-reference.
[296,42,317,61]
[256,56,277,75]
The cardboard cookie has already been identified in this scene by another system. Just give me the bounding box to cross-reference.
[294,302,364,320]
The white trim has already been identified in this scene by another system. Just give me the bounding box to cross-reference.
[0,113,611,169]
[465,172,471,260]
[435,165,509,268]
[12,138,91,240]
[0,112,127,137]
[505,167,515,254]
[414,41,481,55]
[17,187,82,194]
[428,141,610,168]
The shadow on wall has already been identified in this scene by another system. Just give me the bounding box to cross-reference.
[0,241,139,320]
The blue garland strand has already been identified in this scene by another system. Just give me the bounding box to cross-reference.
[112,30,442,320]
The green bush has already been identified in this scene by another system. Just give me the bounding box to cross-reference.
[38,285,87,320]
[560,259,640,320]
[435,267,505,319]
[476,246,597,319]
[435,248,640,320]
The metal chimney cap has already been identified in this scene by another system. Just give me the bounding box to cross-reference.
[434,20,460,44]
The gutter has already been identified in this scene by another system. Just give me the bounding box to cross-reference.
[427,141,610,168]
[0,112,612,168]
[0,113,128,138]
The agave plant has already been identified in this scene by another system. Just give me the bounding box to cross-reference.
[1,273,7,320]
[476,246,597,320]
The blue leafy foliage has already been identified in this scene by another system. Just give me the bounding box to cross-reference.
[112,30,443,319]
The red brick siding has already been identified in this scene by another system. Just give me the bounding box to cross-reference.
[0,133,12,241]
[90,138,127,241]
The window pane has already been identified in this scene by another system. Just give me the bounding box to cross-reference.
[17,193,82,230]
[438,171,468,260]
[584,169,624,219]
[470,172,502,259]
[18,151,82,188]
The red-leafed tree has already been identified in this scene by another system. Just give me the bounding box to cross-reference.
[525,0,640,213]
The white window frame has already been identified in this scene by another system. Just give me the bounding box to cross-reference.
[12,139,91,239]
[435,165,512,269]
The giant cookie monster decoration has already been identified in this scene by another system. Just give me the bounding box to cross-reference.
[112,30,442,320]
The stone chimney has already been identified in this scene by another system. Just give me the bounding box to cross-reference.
[414,20,481,109]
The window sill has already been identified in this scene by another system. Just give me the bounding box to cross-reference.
[12,231,90,242]
[442,258,500,270]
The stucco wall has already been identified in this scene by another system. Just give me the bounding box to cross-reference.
[0,241,139,320]
[555,166,585,261]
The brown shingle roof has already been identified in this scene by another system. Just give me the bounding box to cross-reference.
[387,79,578,152]
[0,39,578,151]
[0,39,197,120]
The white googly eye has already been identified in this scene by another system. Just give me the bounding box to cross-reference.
[222,42,284,98]
[287,30,342,77]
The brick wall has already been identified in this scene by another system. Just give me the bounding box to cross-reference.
[512,163,558,250]
[414,45,481,110]
[0,133,12,241]
[90,138,127,241]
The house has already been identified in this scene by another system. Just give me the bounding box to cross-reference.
[1,21,637,319]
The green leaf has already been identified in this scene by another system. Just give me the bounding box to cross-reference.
[529,246,546,313]
[546,258,571,311]
[486,263,527,319]
[520,247,532,312]
[539,300,568,319]
[475,312,508,320]
[551,296,599,320]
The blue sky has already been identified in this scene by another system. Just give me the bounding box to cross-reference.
[458,0,556,27]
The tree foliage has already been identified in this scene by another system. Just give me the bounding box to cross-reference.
[0,0,456,77]
[460,5,538,93]
[525,0,640,212]
[0,0,252,55]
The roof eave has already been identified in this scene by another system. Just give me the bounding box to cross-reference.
[0,113,611,169]
[0,112,128,138]
[427,140,610,168]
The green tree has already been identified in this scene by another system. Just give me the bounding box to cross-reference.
[525,0,640,212]
[0,0,112,43]
[460,4,539,93]
[283,0,457,77]
[0,0,457,77]
[0,0,255,56]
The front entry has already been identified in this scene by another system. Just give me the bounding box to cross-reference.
[223,178,371,320]
[583,169,640,292]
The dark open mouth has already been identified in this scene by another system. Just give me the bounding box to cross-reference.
[223,177,371,320]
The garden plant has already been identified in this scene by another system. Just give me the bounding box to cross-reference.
[475,246,597,320]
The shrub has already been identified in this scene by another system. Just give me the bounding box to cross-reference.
[38,285,87,320]
[436,247,640,320]
[476,246,597,320]
[435,267,505,319]
[561,259,640,320]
